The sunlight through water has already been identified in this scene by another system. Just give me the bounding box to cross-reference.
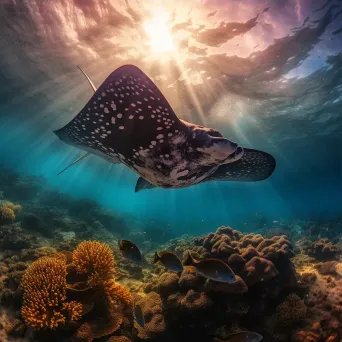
[143,9,175,55]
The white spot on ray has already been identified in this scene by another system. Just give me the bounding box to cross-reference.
[156,134,164,139]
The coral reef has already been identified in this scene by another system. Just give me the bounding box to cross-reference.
[275,293,307,327]
[0,200,22,224]
[21,255,82,329]
[72,240,116,287]
[0,239,134,342]
[244,256,279,286]
[136,291,166,339]
[301,238,341,261]
[138,226,300,340]
[1,164,342,342]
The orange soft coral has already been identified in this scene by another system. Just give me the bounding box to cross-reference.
[21,256,82,329]
[103,279,133,308]
[294,330,320,342]
[73,241,115,286]
[62,301,83,321]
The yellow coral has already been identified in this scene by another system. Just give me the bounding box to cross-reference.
[0,206,15,221]
[103,280,133,307]
[73,241,115,286]
[0,201,22,222]
[5,202,22,213]
[21,256,81,330]
[276,293,307,326]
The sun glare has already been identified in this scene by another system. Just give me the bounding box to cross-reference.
[143,11,175,54]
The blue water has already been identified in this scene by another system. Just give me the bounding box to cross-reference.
[0,0,341,237]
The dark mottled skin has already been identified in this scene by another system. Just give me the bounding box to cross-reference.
[54,65,275,191]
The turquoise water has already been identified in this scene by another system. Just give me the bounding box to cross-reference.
[0,0,341,236]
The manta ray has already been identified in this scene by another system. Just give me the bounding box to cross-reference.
[54,65,276,192]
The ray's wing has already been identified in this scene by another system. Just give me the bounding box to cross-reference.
[205,148,276,182]
[134,148,275,192]
[54,65,186,170]
[135,177,156,192]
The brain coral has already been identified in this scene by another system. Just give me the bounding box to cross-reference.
[21,256,82,329]
[243,256,279,286]
[73,241,115,286]
[136,291,165,339]
[106,337,132,342]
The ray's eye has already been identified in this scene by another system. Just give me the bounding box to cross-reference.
[193,129,210,141]
[208,130,222,138]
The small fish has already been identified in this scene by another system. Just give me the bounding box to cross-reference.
[187,253,236,283]
[214,331,263,342]
[133,302,145,328]
[119,240,142,264]
[154,251,183,272]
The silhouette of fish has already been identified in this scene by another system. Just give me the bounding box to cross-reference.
[133,301,145,328]
[118,240,142,264]
[214,331,263,342]
[55,65,275,191]
[154,251,183,272]
[187,253,236,283]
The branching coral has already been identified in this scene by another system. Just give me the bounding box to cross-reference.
[73,241,115,286]
[103,279,133,307]
[276,293,307,326]
[294,330,320,342]
[5,319,26,337]
[21,256,82,329]
[62,301,83,321]
[69,241,132,341]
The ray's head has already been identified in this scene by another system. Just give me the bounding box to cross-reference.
[186,124,243,166]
